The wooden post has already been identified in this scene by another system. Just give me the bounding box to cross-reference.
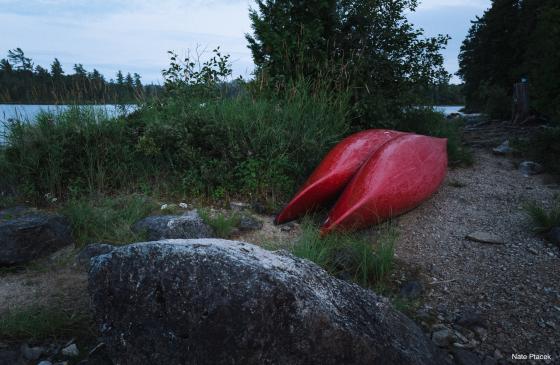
[512,80,529,123]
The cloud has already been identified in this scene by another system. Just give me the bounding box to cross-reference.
[0,0,255,83]
[0,0,488,84]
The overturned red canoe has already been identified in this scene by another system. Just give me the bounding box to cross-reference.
[275,129,406,224]
[320,134,447,235]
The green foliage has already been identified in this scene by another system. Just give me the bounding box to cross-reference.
[515,126,560,175]
[162,47,232,98]
[523,199,560,234]
[246,0,449,127]
[395,108,473,165]
[458,0,560,120]
[198,209,241,238]
[291,219,397,287]
[0,305,94,341]
[61,195,157,247]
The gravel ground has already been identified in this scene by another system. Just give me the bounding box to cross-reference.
[394,149,560,362]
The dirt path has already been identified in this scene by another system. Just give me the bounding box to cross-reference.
[394,149,560,360]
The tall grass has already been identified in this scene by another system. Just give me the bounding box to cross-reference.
[61,195,158,247]
[0,305,94,341]
[291,219,397,287]
[524,199,560,234]
[198,209,241,238]
[2,81,349,205]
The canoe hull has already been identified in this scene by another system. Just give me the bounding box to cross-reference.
[275,129,406,224]
[321,134,448,235]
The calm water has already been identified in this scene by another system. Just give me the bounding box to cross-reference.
[0,104,137,143]
[434,105,464,115]
[0,104,137,122]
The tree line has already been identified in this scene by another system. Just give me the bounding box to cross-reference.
[0,48,162,104]
[458,0,560,120]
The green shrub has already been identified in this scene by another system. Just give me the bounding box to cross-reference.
[516,126,560,176]
[291,219,397,287]
[524,199,560,234]
[62,195,157,247]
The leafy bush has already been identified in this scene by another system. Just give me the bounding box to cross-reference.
[291,219,397,287]
[61,195,157,247]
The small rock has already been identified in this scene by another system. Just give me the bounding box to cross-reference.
[20,343,43,360]
[229,201,250,212]
[493,349,503,360]
[131,210,214,240]
[61,344,79,357]
[527,247,538,255]
[37,361,53,365]
[481,357,497,365]
[400,281,423,299]
[0,350,23,365]
[548,227,560,245]
[456,310,486,329]
[466,231,505,245]
[453,348,482,365]
[492,140,513,155]
[0,206,30,220]
[473,326,488,341]
[519,161,544,176]
[280,223,293,232]
[238,215,263,232]
[432,328,455,347]
[179,203,189,209]
[252,201,268,214]
[76,243,114,270]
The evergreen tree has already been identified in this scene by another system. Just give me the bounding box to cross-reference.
[246,0,449,126]
[7,48,33,71]
[0,59,12,73]
[458,0,560,120]
[50,58,64,79]
[458,0,520,117]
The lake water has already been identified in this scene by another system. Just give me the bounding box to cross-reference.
[0,104,137,143]
[434,105,464,115]
[0,104,137,122]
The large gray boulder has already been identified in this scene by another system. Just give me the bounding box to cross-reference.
[89,239,445,365]
[0,209,73,265]
[131,210,214,241]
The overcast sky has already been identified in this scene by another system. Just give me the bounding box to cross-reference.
[0,0,490,84]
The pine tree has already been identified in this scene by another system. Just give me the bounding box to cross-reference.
[246,0,449,126]
[50,58,64,79]
[458,0,521,116]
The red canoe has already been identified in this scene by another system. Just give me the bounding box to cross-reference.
[275,130,406,224]
[320,134,447,235]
